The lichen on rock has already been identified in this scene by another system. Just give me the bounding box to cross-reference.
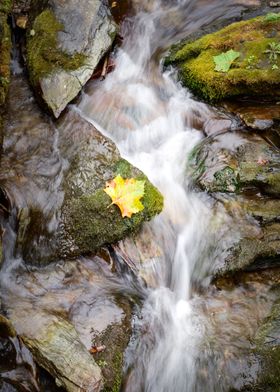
[166,14,280,102]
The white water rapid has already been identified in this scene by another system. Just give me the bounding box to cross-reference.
[76,1,243,390]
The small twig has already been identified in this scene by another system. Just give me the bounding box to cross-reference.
[100,56,109,81]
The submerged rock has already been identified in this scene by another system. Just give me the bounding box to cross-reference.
[26,0,117,117]
[166,14,280,102]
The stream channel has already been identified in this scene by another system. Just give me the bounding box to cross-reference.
[0,0,280,391]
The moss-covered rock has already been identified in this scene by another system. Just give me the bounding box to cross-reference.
[1,78,163,264]
[26,0,117,117]
[27,10,86,85]
[167,14,280,102]
[60,158,163,259]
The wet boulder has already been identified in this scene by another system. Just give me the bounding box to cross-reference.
[26,0,117,118]
[2,256,135,392]
[189,131,280,196]
[166,14,280,102]
[22,318,103,392]
[188,130,280,275]
[18,111,163,264]
[1,78,163,265]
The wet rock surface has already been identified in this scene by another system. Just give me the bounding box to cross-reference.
[251,299,280,391]
[188,100,280,276]
[1,254,136,392]
[22,318,103,392]
[223,100,280,130]
[26,0,117,117]
[189,131,280,195]
[188,129,280,275]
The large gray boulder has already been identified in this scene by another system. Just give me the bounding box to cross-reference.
[27,0,117,117]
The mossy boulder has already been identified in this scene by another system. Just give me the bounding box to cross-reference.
[92,300,132,392]
[1,77,163,264]
[166,14,280,102]
[26,0,117,117]
[17,111,163,264]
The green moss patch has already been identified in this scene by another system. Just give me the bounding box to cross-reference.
[167,14,280,101]
[0,0,12,14]
[0,13,11,106]
[62,159,164,257]
[27,9,86,85]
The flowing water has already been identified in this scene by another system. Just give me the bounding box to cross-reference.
[0,0,278,391]
[77,1,277,391]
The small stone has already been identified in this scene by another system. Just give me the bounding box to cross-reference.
[29,29,35,36]
[241,116,274,130]
[269,1,280,7]
[16,15,28,29]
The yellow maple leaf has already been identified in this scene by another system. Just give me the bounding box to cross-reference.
[104,175,145,218]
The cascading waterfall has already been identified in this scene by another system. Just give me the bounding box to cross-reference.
[77,0,242,390]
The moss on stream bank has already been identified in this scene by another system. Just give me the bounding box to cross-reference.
[166,14,280,102]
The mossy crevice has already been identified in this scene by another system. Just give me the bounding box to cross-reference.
[27,9,86,86]
[167,14,280,102]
